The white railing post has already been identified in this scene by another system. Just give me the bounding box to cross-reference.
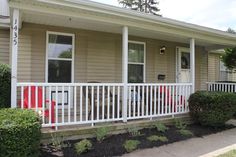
[11,9,19,108]
[122,26,128,122]
[190,38,195,93]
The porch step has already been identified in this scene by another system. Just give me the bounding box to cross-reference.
[41,114,191,143]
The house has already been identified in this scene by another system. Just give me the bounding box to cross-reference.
[208,50,236,82]
[1,0,236,130]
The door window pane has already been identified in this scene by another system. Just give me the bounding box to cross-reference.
[48,60,71,83]
[128,64,144,83]
[48,34,72,59]
[128,43,144,63]
[181,52,190,69]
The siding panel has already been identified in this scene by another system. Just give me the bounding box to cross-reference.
[0,30,9,64]
[208,53,220,82]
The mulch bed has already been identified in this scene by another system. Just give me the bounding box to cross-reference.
[40,124,234,157]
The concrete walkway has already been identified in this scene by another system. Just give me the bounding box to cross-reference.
[123,121,236,157]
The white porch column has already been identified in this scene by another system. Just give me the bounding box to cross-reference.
[190,38,195,93]
[11,9,20,108]
[122,26,128,122]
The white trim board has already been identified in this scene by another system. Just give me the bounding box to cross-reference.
[45,31,75,83]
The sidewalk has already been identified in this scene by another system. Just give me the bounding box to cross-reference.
[123,121,236,157]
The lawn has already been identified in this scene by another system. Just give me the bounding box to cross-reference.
[217,149,236,157]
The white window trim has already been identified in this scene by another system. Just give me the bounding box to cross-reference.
[45,31,75,83]
[128,40,146,83]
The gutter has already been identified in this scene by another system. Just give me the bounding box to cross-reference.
[60,0,236,39]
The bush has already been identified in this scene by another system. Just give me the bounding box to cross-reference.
[74,139,92,155]
[154,122,168,133]
[189,91,236,127]
[147,135,168,142]
[123,140,140,152]
[0,109,41,157]
[95,127,109,142]
[0,63,11,108]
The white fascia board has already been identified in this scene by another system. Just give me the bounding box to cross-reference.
[47,0,236,39]
[9,0,236,46]
[209,49,225,54]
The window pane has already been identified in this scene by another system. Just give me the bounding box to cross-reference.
[181,52,190,69]
[48,60,71,83]
[128,64,144,83]
[48,34,72,59]
[128,43,144,63]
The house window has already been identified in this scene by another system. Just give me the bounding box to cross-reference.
[128,42,145,83]
[219,60,228,81]
[46,32,74,83]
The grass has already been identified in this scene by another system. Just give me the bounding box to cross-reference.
[217,149,236,157]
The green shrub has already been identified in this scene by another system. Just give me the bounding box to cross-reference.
[0,63,11,108]
[154,122,168,133]
[0,109,41,157]
[178,129,193,137]
[123,140,140,152]
[189,91,236,127]
[127,126,142,137]
[174,119,187,130]
[95,127,109,142]
[74,139,92,155]
[147,135,168,142]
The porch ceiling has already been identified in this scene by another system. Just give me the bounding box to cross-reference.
[9,0,236,49]
[22,10,191,45]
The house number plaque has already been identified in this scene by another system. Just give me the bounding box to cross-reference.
[13,19,18,46]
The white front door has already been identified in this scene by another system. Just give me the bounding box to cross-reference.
[176,47,191,83]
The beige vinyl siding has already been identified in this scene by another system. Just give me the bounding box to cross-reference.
[199,48,208,90]
[86,37,117,82]
[17,23,206,90]
[18,31,31,82]
[31,29,46,82]
[0,29,10,64]
[208,53,220,82]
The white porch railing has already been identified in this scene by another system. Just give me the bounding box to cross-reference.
[207,82,236,93]
[16,83,192,128]
[127,83,192,120]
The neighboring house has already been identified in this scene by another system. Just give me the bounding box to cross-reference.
[208,50,236,82]
[1,0,236,129]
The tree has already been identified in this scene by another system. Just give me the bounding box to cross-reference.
[118,0,161,16]
[221,28,236,70]
[221,47,236,70]
[227,28,236,34]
